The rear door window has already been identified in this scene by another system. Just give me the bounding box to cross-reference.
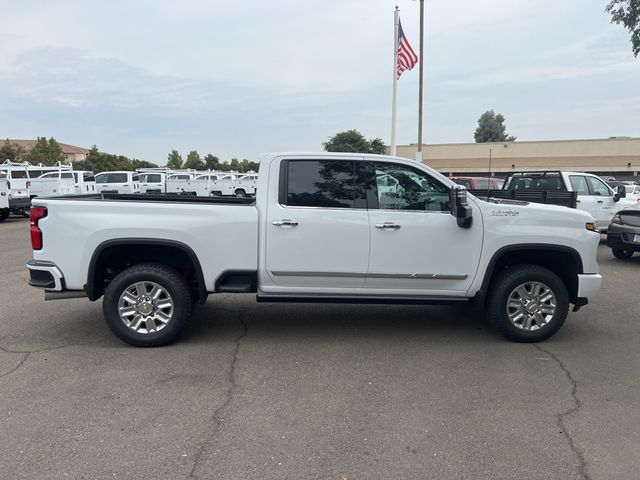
[283,160,356,208]
[569,175,589,195]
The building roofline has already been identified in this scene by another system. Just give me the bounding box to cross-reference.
[400,137,640,148]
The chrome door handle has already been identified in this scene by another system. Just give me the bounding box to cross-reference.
[272,219,299,227]
[375,222,401,230]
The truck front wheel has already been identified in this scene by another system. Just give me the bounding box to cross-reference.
[486,264,569,342]
[103,263,192,347]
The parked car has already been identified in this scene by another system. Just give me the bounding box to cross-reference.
[234,173,258,197]
[27,152,602,347]
[606,207,640,259]
[451,176,505,190]
[94,171,140,194]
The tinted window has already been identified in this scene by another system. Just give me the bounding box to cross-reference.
[10,170,28,179]
[132,174,139,182]
[506,173,563,191]
[286,160,355,208]
[29,170,44,178]
[96,173,128,183]
[587,177,612,197]
[474,178,489,189]
[372,163,449,211]
[140,174,161,182]
[569,175,589,195]
[170,174,190,180]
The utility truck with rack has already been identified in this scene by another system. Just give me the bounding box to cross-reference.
[27,153,602,347]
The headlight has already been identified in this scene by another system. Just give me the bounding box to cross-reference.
[611,214,622,225]
[585,222,600,232]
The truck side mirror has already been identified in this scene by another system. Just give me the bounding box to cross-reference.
[449,187,473,228]
[614,184,626,202]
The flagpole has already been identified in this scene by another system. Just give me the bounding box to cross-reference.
[390,6,400,156]
[416,0,424,163]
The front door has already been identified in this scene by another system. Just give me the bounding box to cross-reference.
[363,161,483,296]
[264,158,370,291]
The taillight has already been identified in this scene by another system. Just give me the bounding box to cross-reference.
[30,206,47,250]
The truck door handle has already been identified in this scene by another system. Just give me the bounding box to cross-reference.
[272,219,299,227]
[375,222,401,230]
[597,200,603,204]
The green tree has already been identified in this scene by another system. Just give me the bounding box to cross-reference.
[0,139,26,162]
[166,149,183,169]
[131,159,159,170]
[183,150,204,170]
[27,137,65,166]
[323,129,387,154]
[474,110,516,143]
[607,0,640,56]
[369,138,386,155]
[229,158,241,172]
[203,154,220,170]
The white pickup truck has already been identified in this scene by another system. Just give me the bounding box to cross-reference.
[27,153,602,347]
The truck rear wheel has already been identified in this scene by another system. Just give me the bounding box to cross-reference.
[103,263,192,347]
[235,189,246,197]
[486,264,569,342]
[0,209,9,222]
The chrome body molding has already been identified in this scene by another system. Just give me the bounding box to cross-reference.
[270,271,467,280]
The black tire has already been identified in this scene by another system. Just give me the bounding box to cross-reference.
[235,189,246,197]
[103,263,192,347]
[486,264,569,342]
[612,248,633,259]
[0,209,9,222]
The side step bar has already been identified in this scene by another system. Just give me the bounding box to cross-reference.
[256,294,470,305]
[45,290,87,301]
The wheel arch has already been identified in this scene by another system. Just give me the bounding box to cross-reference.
[85,238,207,303]
[477,244,583,304]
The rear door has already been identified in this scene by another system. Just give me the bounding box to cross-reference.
[363,160,482,296]
[264,158,369,290]
[568,174,598,220]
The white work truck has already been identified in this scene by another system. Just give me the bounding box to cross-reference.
[30,171,76,198]
[0,161,32,216]
[27,153,602,347]
[94,171,140,194]
[0,172,9,221]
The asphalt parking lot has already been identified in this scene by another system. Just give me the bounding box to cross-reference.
[1,216,639,480]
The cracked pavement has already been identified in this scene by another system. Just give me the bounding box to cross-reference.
[1,216,639,479]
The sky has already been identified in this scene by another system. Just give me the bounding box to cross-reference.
[0,0,638,164]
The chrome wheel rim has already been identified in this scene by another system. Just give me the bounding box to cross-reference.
[118,281,174,334]
[506,281,556,331]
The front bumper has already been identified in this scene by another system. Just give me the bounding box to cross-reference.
[26,260,64,291]
[577,273,602,302]
[606,223,640,252]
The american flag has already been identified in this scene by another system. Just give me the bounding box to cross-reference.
[396,20,418,79]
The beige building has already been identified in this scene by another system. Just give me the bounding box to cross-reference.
[3,139,90,163]
[391,137,640,179]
